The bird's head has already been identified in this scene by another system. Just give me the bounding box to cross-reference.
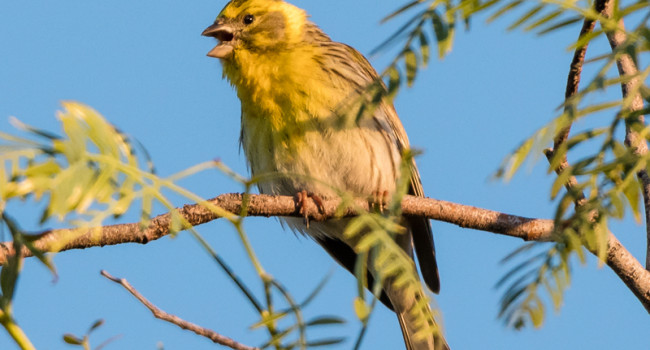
[201,0,307,59]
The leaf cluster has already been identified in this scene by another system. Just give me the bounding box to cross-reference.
[378,0,649,332]
[0,104,347,349]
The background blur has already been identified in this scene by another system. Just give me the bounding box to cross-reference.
[1,0,648,349]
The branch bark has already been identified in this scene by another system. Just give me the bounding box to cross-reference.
[1,193,649,312]
[599,0,650,270]
[0,194,555,265]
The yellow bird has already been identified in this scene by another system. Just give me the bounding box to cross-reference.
[202,1,447,349]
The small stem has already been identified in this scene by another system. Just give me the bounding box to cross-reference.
[0,311,36,350]
[100,270,259,350]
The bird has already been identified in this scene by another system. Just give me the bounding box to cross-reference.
[202,1,447,349]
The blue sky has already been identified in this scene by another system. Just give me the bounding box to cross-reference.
[1,0,648,349]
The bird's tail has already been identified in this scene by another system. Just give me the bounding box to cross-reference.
[396,304,449,350]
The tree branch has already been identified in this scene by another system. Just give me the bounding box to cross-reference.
[598,0,650,271]
[540,0,650,314]
[1,193,649,312]
[0,194,555,266]
[100,270,259,350]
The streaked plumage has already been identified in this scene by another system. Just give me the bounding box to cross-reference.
[202,1,447,349]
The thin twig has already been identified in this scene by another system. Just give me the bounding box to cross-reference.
[544,6,598,207]
[544,9,597,205]
[100,270,260,350]
[553,15,598,149]
[599,0,650,271]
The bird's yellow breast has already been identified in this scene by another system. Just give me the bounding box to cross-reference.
[223,43,347,161]
[221,43,391,196]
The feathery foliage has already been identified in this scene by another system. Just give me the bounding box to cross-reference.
[0,103,346,349]
[378,0,649,331]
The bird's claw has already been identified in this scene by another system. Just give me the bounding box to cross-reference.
[370,190,389,213]
[295,190,324,228]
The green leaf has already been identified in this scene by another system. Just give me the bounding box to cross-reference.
[610,193,625,219]
[381,0,423,23]
[487,0,524,23]
[353,297,370,321]
[404,48,418,87]
[23,240,57,278]
[524,10,563,32]
[623,177,642,223]
[343,216,370,239]
[507,5,545,31]
[305,337,346,347]
[299,270,333,308]
[537,16,582,35]
[527,296,545,327]
[620,1,650,17]
[503,138,534,180]
[305,316,345,327]
[550,166,573,199]
[418,31,430,67]
[62,334,84,345]
[88,319,105,333]
[500,242,537,263]
[9,116,61,140]
[0,229,23,304]
[430,10,451,57]
[594,219,609,263]
[386,66,401,97]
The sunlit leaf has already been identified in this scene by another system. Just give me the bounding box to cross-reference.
[305,316,345,326]
[404,48,418,86]
[537,16,583,35]
[524,10,563,32]
[418,31,430,66]
[353,297,370,321]
[487,0,524,23]
[62,334,84,345]
[507,5,545,31]
[305,337,346,347]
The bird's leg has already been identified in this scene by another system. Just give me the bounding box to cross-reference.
[295,190,324,228]
[370,190,389,213]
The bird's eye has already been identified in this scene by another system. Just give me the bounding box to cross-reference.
[243,14,254,25]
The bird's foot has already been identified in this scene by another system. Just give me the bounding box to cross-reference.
[370,190,389,213]
[295,190,324,228]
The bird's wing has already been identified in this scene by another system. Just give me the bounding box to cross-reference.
[378,79,441,294]
[319,40,441,293]
[407,176,440,293]
[383,102,441,293]
[369,72,440,293]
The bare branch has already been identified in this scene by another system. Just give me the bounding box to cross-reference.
[100,270,260,350]
[1,193,649,312]
[599,0,650,270]
[0,194,555,265]
[607,234,650,313]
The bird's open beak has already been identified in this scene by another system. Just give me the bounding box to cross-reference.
[201,22,235,59]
